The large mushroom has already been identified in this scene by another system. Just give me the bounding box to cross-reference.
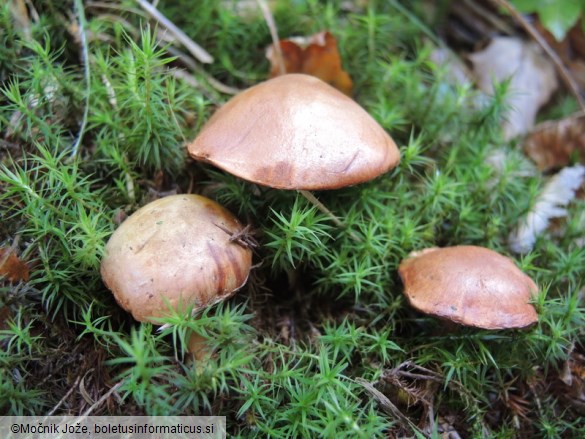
[398,246,538,330]
[100,194,252,323]
[188,73,400,191]
[188,73,400,238]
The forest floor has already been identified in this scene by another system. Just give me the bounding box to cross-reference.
[1,1,584,437]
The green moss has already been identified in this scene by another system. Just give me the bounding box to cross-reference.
[0,0,583,436]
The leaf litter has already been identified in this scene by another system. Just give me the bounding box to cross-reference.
[508,164,585,254]
[265,30,353,95]
[0,246,29,283]
[468,36,558,140]
[523,112,585,171]
[431,30,584,256]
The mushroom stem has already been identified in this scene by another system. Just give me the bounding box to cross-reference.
[298,190,362,242]
[187,331,211,363]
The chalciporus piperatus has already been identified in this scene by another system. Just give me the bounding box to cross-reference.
[100,194,253,356]
[398,245,539,330]
[187,73,401,236]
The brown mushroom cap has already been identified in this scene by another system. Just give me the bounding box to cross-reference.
[100,194,252,322]
[398,246,538,329]
[188,73,400,190]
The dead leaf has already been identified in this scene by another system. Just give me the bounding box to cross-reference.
[429,47,474,88]
[524,113,585,171]
[508,164,585,254]
[266,31,353,95]
[0,247,29,282]
[468,37,558,140]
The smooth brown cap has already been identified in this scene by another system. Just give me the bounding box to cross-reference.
[100,194,252,322]
[398,246,538,329]
[188,74,400,190]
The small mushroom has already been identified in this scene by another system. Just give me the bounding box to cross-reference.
[398,246,538,330]
[100,194,252,323]
[188,73,400,190]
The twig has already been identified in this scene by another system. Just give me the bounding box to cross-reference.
[47,374,82,416]
[461,0,516,35]
[136,0,213,64]
[256,0,285,75]
[298,190,362,243]
[79,368,96,405]
[81,380,124,416]
[355,377,423,436]
[214,223,259,249]
[489,0,585,112]
[91,1,238,95]
[164,42,240,95]
[70,0,90,159]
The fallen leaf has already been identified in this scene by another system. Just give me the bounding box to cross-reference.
[524,113,585,171]
[429,47,474,88]
[266,31,353,95]
[508,164,585,253]
[0,247,29,282]
[468,37,558,140]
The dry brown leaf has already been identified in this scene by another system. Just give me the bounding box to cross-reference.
[0,247,29,283]
[524,113,585,171]
[508,165,585,254]
[468,37,558,140]
[266,31,353,95]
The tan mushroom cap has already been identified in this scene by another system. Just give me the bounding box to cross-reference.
[398,246,538,329]
[188,74,400,190]
[100,194,252,322]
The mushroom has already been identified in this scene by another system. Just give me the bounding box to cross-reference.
[187,74,400,237]
[398,246,538,330]
[100,194,252,323]
[188,73,399,190]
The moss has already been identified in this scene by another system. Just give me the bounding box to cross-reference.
[0,0,583,436]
